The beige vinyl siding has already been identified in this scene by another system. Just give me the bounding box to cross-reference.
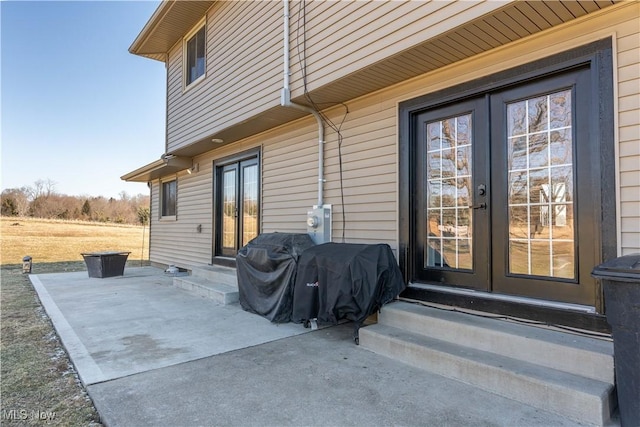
[265,3,639,255]
[261,122,320,233]
[165,0,513,153]
[148,2,639,268]
[149,180,159,261]
[616,18,640,255]
[163,0,621,157]
[166,0,283,153]
[322,105,397,244]
[149,168,213,268]
[286,0,507,95]
[260,109,399,248]
[260,97,398,246]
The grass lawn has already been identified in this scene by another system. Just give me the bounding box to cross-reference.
[1,217,150,425]
[1,217,149,265]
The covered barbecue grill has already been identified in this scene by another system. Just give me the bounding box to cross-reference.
[292,242,406,343]
[236,233,315,323]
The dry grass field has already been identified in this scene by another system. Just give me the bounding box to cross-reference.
[1,217,150,426]
[1,217,149,265]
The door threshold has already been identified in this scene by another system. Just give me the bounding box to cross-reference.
[210,257,236,269]
[409,282,596,314]
[402,282,610,334]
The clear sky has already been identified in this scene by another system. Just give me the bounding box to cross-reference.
[1,0,165,199]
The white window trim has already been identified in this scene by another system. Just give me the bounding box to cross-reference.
[183,17,207,91]
[160,178,177,221]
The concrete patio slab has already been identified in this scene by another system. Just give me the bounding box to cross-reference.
[31,267,309,385]
[88,324,586,427]
[31,267,591,426]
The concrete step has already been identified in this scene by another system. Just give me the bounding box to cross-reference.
[378,301,614,384]
[173,276,239,305]
[360,301,617,425]
[189,265,238,287]
[360,323,615,426]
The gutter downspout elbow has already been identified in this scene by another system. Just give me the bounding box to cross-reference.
[281,0,325,208]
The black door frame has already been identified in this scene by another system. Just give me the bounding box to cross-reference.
[398,39,615,322]
[212,148,261,263]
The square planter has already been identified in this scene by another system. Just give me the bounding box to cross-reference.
[81,251,130,278]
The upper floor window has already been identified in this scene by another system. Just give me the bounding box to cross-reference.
[184,20,206,87]
[161,179,177,218]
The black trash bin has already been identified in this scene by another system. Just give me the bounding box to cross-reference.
[592,254,640,426]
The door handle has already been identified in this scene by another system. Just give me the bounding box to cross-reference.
[472,184,487,209]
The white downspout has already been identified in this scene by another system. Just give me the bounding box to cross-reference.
[281,0,325,207]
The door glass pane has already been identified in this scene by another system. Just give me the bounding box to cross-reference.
[242,164,258,247]
[507,89,575,279]
[425,114,473,270]
[222,169,236,250]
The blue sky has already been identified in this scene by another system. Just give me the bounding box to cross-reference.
[1,0,165,199]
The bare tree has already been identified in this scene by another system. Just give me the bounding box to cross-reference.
[32,179,57,199]
[1,188,31,216]
[1,179,149,224]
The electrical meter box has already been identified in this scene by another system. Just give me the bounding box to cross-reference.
[307,204,332,245]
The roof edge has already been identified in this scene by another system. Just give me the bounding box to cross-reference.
[129,1,173,57]
[121,155,192,182]
[129,1,215,62]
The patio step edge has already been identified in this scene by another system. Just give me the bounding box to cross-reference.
[190,265,238,287]
[173,276,239,305]
[380,301,614,384]
[359,323,615,426]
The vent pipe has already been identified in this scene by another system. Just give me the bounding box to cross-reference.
[281,0,324,207]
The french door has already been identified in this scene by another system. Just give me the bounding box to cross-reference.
[216,156,259,257]
[414,67,599,306]
[415,96,490,290]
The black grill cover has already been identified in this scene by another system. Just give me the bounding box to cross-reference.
[236,233,315,323]
[292,243,406,332]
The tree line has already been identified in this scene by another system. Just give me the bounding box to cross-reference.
[1,179,150,225]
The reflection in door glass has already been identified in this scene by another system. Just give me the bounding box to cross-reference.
[425,114,473,270]
[242,165,258,247]
[222,169,236,249]
[507,90,575,279]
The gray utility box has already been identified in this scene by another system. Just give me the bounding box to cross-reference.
[592,254,640,427]
[82,251,130,278]
[307,204,331,245]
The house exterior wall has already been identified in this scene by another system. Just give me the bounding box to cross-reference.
[149,168,213,266]
[283,0,507,96]
[164,0,510,155]
[149,2,639,269]
[617,20,640,255]
[166,0,282,154]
